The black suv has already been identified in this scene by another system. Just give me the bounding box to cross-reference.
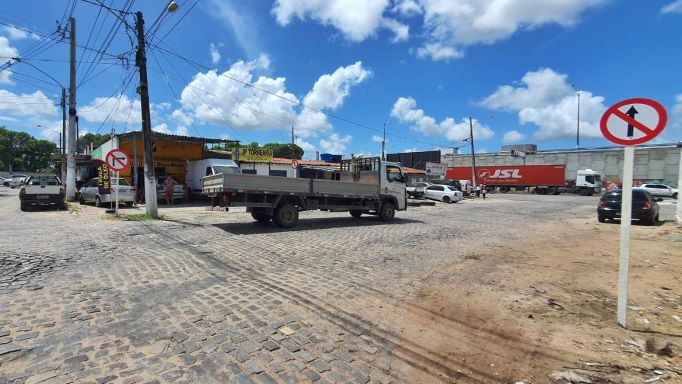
[598,189,661,225]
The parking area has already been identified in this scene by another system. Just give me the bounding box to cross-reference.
[0,187,680,383]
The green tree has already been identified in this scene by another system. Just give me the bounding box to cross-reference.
[78,133,110,153]
[0,126,57,171]
[263,143,303,159]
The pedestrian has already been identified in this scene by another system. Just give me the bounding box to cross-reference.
[482,184,487,200]
[475,185,480,198]
[164,176,177,205]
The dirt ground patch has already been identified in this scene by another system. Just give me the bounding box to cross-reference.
[399,218,682,383]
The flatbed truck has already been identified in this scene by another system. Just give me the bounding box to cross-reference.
[202,157,407,228]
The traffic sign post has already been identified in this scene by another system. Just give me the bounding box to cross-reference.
[600,98,667,328]
[105,149,131,215]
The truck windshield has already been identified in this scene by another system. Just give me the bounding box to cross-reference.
[386,166,404,183]
[213,166,240,174]
[585,175,595,184]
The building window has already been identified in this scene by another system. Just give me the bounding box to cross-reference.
[269,170,287,177]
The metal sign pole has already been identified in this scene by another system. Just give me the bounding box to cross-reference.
[115,170,120,215]
[677,142,682,223]
[617,145,634,327]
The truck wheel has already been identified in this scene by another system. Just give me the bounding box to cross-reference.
[379,201,395,222]
[498,186,509,193]
[251,209,271,224]
[95,196,102,207]
[349,210,363,218]
[578,188,589,196]
[273,203,299,228]
[547,186,558,195]
[442,196,451,203]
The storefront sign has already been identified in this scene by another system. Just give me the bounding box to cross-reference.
[425,162,446,177]
[232,147,274,162]
[98,163,111,194]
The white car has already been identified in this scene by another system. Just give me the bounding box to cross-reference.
[79,177,136,207]
[424,184,464,203]
[6,175,27,188]
[635,183,678,199]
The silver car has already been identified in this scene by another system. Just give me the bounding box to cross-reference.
[156,176,185,201]
[79,177,136,207]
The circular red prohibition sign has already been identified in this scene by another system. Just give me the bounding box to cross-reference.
[599,97,667,145]
[105,149,131,172]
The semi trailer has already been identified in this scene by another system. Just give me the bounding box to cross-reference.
[446,165,602,196]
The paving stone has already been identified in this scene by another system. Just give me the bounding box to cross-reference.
[0,336,11,345]
[254,373,278,384]
[178,352,197,366]
[268,362,286,373]
[289,360,306,372]
[262,340,280,352]
[96,375,118,384]
[221,342,236,353]
[232,374,254,384]
[15,331,39,341]
[24,370,58,384]
[199,340,217,353]
[162,370,183,382]
[231,349,250,363]
[295,349,315,363]
[0,330,9,337]
[310,360,331,373]
[149,341,168,355]
[350,372,370,384]
[171,332,188,343]
[302,369,322,382]
[170,343,186,354]
[63,354,89,365]
[280,339,300,352]
[243,359,264,375]
[182,341,200,353]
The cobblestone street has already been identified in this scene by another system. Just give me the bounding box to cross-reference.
[0,187,678,384]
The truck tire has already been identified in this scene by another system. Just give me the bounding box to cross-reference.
[498,186,509,193]
[578,188,589,196]
[547,186,559,195]
[273,203,299,228]
[251,210,271,224]
[349,210,363,218]
[379,201,395,222]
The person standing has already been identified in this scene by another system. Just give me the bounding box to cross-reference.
[475,185,481,198]
[481,184,487,200]
[164,176,177,205]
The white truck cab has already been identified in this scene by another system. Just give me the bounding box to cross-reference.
[382,161,407,211]
[576,169,602,194]
[187,159,240,195]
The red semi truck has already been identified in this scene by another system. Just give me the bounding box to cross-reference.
[446,164,602,196]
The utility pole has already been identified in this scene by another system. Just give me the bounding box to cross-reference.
[576,91,581,152]
[382,122,386,161]
[61,87,66,181]
[291,126,295,159]
[66,17,77,201]
[469,117,477,190]
[135,11,158,217]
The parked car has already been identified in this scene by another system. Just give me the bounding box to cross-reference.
[79,177,136,207]
[635,183,678,199]
[6,174,28,188]
[424,184,464,203]
[156,176,186,202]
[0,176,9,186]
[406,182,430,199]
[597,189,661,225]
[19,175,65,211]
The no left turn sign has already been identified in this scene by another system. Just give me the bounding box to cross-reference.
[600,97,667,145]
[105,149,131,172]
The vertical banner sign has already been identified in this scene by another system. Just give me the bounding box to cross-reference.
[599,97,667,328]
[98,163,111,195]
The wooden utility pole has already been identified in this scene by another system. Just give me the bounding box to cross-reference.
[135,11,158,217]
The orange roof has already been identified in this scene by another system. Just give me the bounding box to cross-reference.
[402,166,427,174]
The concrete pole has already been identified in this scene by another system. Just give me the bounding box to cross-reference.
[135,11,158,217]
[61,87,66,181]
[469,117,477,189]
[65,17,77,201]
[382,123,386,161]
[677,143,682,223]
[617,145,635,328]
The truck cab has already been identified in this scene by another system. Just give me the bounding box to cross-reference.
[187,159,240,195]
[576,169,602,195]
[382,161,407,211]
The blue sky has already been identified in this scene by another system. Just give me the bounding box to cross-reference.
[1,0,681,159]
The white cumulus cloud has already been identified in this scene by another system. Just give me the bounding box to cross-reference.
[320,133,352,154]
[0,89,57,117]
[2,25,40,40]
[273,0,409,42]
[391,96,495,142]
[480,68,607,141]
[79,94,142,125]
[502,130,525,143]
[209,43,221,65]
[296,61,371,137]
[661,0,682,14]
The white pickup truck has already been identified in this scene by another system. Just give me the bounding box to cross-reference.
[19,175,65,211]
[203,157,407,228]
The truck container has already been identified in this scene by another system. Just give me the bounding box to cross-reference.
[445,165,602,196]
[202,157,407,228]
